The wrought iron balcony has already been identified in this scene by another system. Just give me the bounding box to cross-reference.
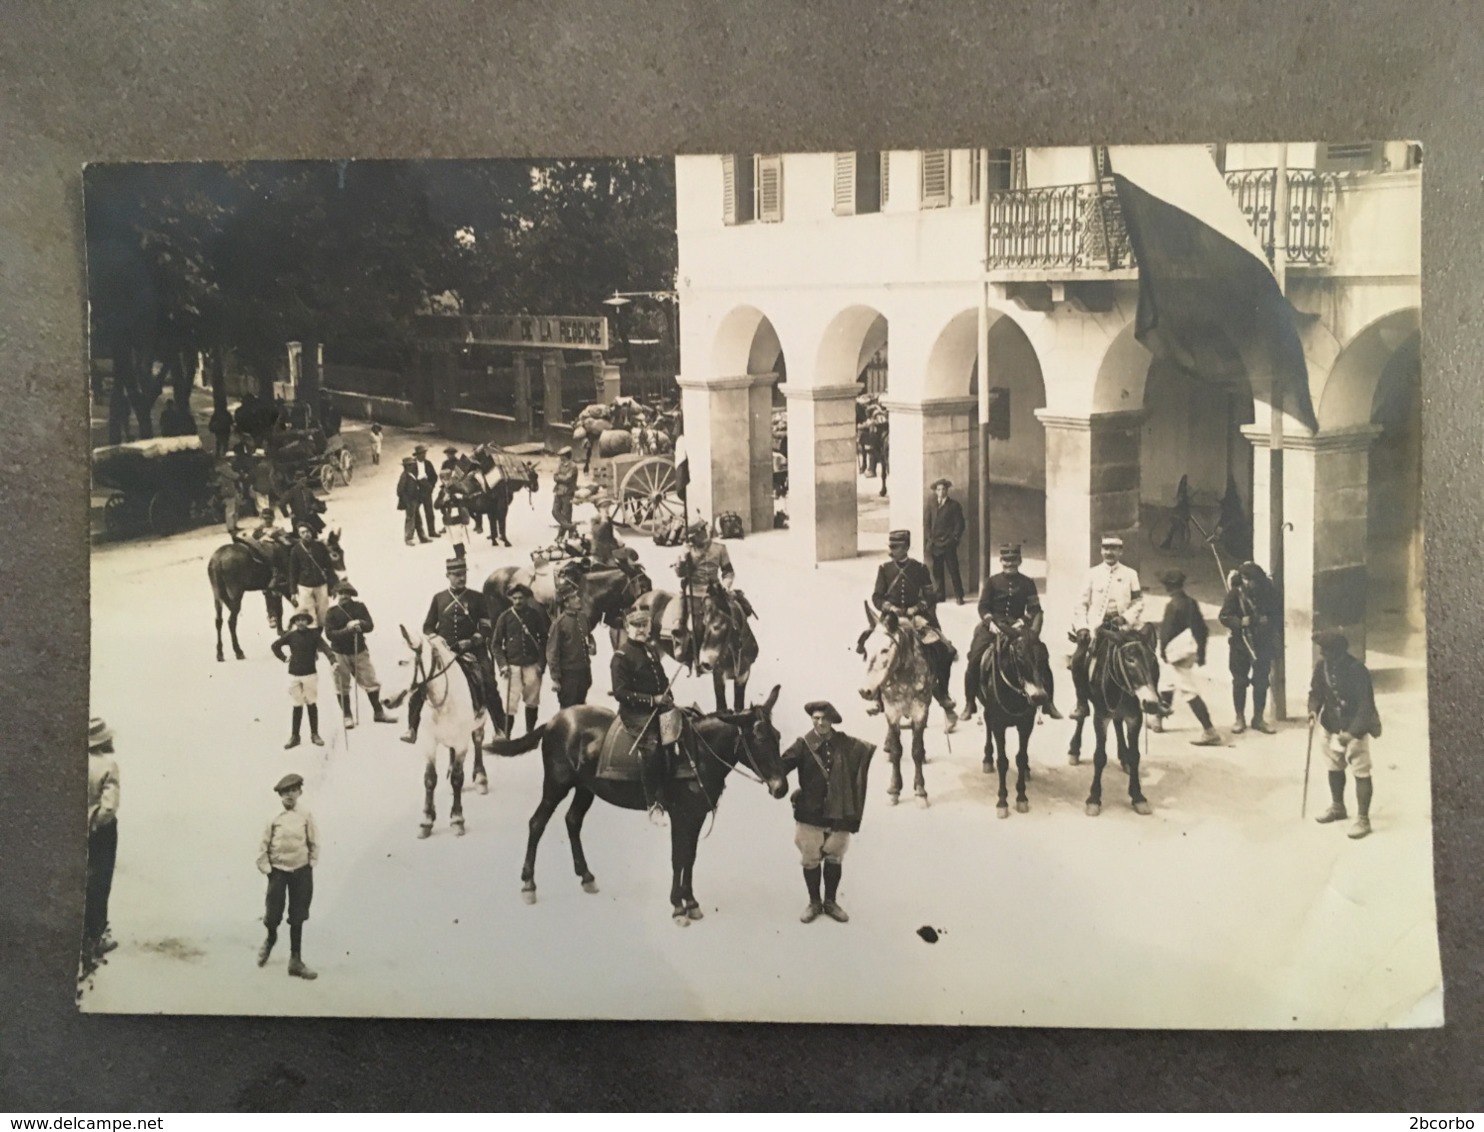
[985,170,1338,273]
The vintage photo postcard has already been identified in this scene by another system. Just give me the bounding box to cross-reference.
[82,144,1437,1027]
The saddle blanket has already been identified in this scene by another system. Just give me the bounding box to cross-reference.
[595,712,697,782]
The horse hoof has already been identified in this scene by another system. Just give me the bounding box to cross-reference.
[234,650,246,661]
[687,905,705,921]
[418,825,433,839]
[521,888,537,905]
[672,909,690,927]
[888,794,900,807]
[996,804,1010,819]
[476,780,489,796]
[1016,799,1029,814]
[1133,800,1153,816]
[915,793,929,809]
[215,653,224,663]
[1085,802,1101,817]
[452,820,466,836]
[581,879,599,894]
[981,761,993,774]
[1067,753,1081,766]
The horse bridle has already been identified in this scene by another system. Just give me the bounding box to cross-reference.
[689,710,772,788]
[1096,631,1156,704]
[986,631,1038,718]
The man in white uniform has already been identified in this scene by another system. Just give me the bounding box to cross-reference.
[1070,534,1151,720]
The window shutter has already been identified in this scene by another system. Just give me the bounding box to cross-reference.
[880,152,891,205]
[1318,142,1378,173]
[833,153,856,216]
[722,154,737,225]
[758,154,783,222]
[1011,148,1026,190]
[921,149,949,208]
[969,150,981,203]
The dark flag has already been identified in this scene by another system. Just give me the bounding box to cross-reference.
[1108,146,1319,432]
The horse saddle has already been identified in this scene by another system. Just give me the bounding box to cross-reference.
[595,711,697,782]
[902,614,957,661]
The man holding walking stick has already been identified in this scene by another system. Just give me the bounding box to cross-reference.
[1307,629,1383,840]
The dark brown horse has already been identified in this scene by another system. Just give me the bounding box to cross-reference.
[1067,625,1163,817]
[466,453,538,547]
[484,561,652,646]
[632,585,759,713]
[487,686,786,924]
[977,629,1049,818]
[207,530,344,661]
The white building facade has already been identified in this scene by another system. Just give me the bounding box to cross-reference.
[674,143,1422,712]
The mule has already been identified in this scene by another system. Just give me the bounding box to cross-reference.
[468,452,538,547]
[207,530,343,661]
[388,628,490,836]
[487,686,786,924]
[857,603,935,807]
[976,629,1049,818]
[632,585,758,713]
[1067,625,1163,817]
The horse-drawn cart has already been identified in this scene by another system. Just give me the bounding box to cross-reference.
[591,447,684,535]
[93,435,218,539]
[268,428,354,494]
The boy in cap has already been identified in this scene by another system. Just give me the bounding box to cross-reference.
[1309,630,1383,839]
[779,701,876,924]
[256,773,319,979]
[491,583,551,736]
[1156,570,1224,746]
[83,717,121,968]
[271,610,337,748]
[323,580,398,728]
[552,445,579,538]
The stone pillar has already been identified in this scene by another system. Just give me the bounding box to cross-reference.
[883,397,980,594]
[1244,424,1381,710]
[541,352,565,428]
[1035,410,1144,640]
[747,374,779,533]
[602,363,623,405]
[781,383,859,563]
[678,375,758,529]
[513,352,534,434]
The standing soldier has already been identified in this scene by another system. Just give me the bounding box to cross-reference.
[1309,630,1383,840]
[1156,569,1224,746]
[271,610,337,748]
[546,581,596,708]
[551,445,579,539]
[491,584,551,737]
[612,606,681,824]
[397,456,429,545]
[675,521,736,665]
[925,478,966,605]
[779,702,876,924]
[323,580,398,729]
[402,558,496,743]
[287,521,337,628]
[83,717,121,970]
[1220,561,1281,734]
[870,529,958,731]
[1070,534,1162,721]
[962,544,1062,721]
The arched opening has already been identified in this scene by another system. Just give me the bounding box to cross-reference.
[704,304,786,535]
[810,305,889,555]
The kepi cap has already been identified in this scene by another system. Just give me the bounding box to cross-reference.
[1100,535,1124,548]
[445,557,468,573]
[508,583,533,598]
[888,529,911,546]
[557,445,573,456]
[998,542,1022,560]
[804,700,843,724]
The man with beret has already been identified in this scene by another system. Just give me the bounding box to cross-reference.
[1156,570,1223,746]
[779,701,876,924]
[1070,534,1158,721]
[83,717,121,970]
[552,445,580,539]
[287,520,338,629]
[323,580,397,729]
[547,582,596,708]
[256,773,319,980]
[403,558,497,743]
[870,529,959,730]
[397,455,430,545]
[675,520,737,665]
[413,444,440,538]
[612,605,681,824]
[1309,630,1383,839]
[491,583,551,737]
[962,543,1063,721]
[926,478,966,605]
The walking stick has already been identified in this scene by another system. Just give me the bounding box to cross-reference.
[1301,713,1317,819]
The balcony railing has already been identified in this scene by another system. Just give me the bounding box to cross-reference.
[985,170,1338,272]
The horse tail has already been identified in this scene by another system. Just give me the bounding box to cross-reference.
[486,725,547,757]
[207,551,231,613]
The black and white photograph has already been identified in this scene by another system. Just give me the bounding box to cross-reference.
[82,143,1436,1028]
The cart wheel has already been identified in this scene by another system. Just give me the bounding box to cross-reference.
[617,456,683,535]
[102,494,130,539]
[319,463,337,493]
[148,490,189,537]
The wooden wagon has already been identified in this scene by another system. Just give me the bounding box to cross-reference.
[588,439,685,535]
[92,435,219,539]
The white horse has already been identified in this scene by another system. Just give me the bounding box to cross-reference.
[396,627,489,838]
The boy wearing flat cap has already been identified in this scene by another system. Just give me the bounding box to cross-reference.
[779,702,876,924]
[1309,630,1383,839]
[256,773,319,979]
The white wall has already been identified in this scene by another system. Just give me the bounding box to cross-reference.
[1140,362,1252,506]
[1025,147,1095,187]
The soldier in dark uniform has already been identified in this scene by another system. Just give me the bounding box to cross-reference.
[1219,560,1282,734]
[869,529,958,730]
[612,606,681,824]
[401,558,496,744]
[961,543,1063,721]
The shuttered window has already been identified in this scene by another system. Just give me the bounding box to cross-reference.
[757,154,783,222]
[722,154,757,224]
[833,152,856,215]
[722,154,737,224]
[984,148,1025,192]
[833,152,887,216]
[920,149,950,208]
[1317,142,1378,173]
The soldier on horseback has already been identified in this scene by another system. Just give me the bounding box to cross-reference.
[612,605,683,825]
[1070,534,1170,721]
[401,558,496,746]
[675,521,737,665]
[868,529,959,731]
[961,543,1062,722]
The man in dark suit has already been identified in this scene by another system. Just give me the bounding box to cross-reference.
[926,478,966,604]
[412,444,440,537]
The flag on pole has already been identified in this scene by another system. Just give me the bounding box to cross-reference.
[1107,145,1319,431]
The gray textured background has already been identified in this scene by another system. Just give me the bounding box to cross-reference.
[3,0,1481,1111]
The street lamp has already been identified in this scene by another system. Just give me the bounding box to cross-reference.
[602,291,680,404]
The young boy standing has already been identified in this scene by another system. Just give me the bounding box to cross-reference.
[256,773,319,980]
[271,610,337,748]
